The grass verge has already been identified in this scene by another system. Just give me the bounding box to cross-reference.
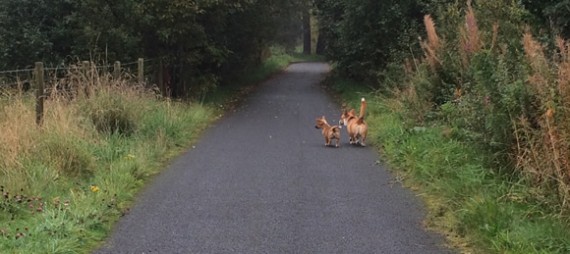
[327,77,570,253]
[0,84,213,253]
[0,49,318,253]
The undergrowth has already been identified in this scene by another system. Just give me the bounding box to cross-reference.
[328,75,570,253]
[0,48,304,253]
[0,74,212,253]
[324,1,570,253]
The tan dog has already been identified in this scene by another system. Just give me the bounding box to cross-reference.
[315,116,341,147]
[339,98,368,146]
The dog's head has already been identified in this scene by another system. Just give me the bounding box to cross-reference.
[315,116,328,129]
[339,109,356,126]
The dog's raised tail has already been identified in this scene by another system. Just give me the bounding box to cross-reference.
[358,98,367,123]
[332,126,340,133]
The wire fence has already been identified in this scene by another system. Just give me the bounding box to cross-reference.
[0,58,160,90]
[0,58,166,126]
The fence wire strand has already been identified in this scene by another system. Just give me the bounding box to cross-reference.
[0,58,158,88]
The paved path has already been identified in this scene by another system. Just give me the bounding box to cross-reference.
[96,63,452,253]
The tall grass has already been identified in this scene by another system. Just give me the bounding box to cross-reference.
[421,15,442,72]
[0,48,307,253]
[330,76,570,253]
[0,67,212,253]
[414,0,570,212]
[516,32,570,209]
[459,1,482,67]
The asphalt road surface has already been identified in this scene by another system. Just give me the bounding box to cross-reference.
[96,63,453,253]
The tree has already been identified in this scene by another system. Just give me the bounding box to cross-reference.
[522,0,570,38]
[313,0,424,81]
[0,0,308,96]
[303,9,312,54]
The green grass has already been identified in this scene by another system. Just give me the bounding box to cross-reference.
[0,92,213,253]
[0,49,317,253]
[203,46,325,106]
[328,77,570,253]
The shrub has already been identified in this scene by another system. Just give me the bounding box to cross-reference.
[83,91,138,136]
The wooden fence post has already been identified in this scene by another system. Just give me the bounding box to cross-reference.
[82,61,91,80]
[158,59,164,95]
[34,62,44,126]
[114,61,121,80]
[82,61,91,97]
[137,58,144,84]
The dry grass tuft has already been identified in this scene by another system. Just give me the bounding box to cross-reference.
[0,65,149,191]
[390,85,433,124]
[516,32,570,209]
[0,97,36,175]
[421,14,442,72]
[459,1,482,66]
[523,31,550,82]
[556,36,570,102]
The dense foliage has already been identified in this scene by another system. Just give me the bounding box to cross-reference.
[315,0,570,173]
[316,0,570,251]
[314,0,570,81]
[313,0,424,81]
[0,0,306,97]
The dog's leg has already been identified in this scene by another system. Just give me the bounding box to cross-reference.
[360,130,367,146]
[360,135,366,146]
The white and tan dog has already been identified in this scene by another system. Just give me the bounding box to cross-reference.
[339,98,368,146]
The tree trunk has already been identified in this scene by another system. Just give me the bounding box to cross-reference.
[303,9,311,55]
[316,30,326,55]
